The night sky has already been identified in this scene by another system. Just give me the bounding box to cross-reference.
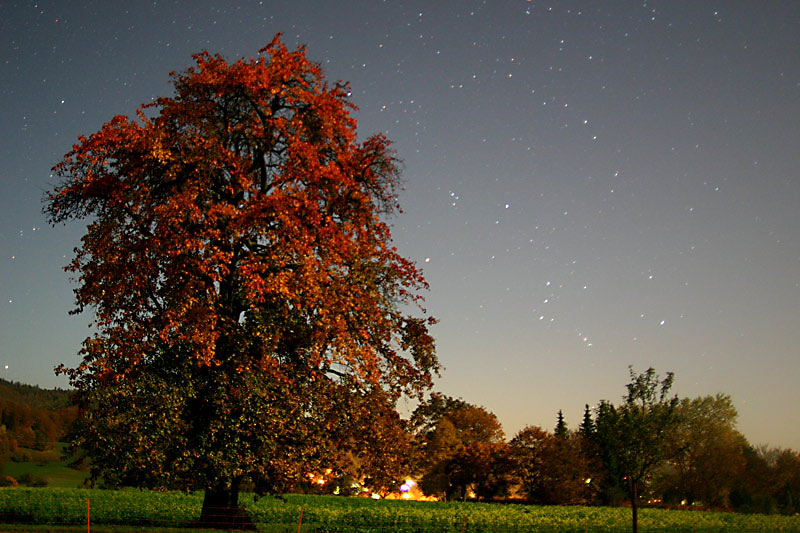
[2,1,799,449]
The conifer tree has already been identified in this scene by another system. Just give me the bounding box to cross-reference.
[579,404,595,439]
[554,409,569,439]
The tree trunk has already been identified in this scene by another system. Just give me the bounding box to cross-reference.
[629,480,639,533]
[196,478,256,530]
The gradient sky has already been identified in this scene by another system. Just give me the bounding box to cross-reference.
[2,1,799,449]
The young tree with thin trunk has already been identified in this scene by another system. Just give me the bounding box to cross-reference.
[610,367,680,533]
[45,35,437,528]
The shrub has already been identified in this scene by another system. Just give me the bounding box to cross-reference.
[17,473,49,487]
[10,451,31,463]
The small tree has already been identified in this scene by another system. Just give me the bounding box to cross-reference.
[611,367,680,533]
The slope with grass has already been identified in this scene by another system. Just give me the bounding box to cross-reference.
[1,443,88,488]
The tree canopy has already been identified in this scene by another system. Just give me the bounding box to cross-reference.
[599,367,680,533]
[658,394,746,507]
[45,36,437,527]
[509,425,592,505]
[410,396,506,500]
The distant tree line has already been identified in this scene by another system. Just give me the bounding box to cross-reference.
[300,367,798,531]
[395,368,800,525]
[3,367,799,529]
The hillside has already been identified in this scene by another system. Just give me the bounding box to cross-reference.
[0,378,72,410]
[0,379,77,452]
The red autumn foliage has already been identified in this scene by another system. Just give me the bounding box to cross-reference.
[46,35,437,526]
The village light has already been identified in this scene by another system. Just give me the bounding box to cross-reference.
[399,479,416,493]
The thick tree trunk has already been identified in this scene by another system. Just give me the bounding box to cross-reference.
[196,478,256,530]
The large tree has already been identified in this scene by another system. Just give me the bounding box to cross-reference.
[45,36,437,528]
[410,396,504,499]
[446,441,513,501]
[731,445,800,515]
[658,394,746,507]
[508,425,551,501]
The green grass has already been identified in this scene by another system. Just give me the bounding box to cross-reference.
[2,461,86,488]
[1,444,89,488]
[1,488,799,532]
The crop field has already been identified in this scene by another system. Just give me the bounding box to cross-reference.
[1,488,799,532]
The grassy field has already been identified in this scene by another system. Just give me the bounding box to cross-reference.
[1,488,800,532]
[1,444,89,489]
